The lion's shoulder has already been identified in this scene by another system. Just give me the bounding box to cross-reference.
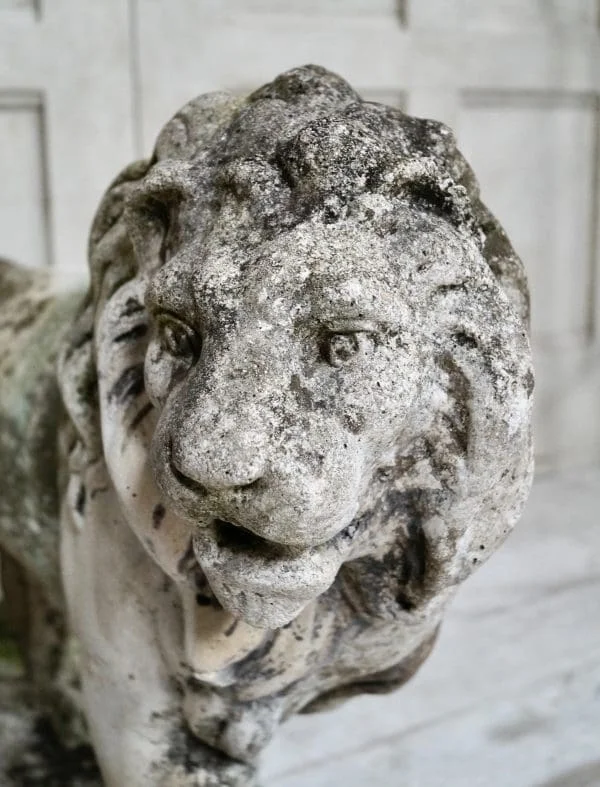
[0,259,83,604]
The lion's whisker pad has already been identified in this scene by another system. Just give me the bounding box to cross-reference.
[0,65,533,785]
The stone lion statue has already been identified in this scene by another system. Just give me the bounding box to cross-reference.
[0,65,533,785]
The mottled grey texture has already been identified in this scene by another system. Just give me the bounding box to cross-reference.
[1,66,533,785]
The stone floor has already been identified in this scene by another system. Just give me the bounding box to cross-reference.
[262,467,600,787]
[2,468,598,786]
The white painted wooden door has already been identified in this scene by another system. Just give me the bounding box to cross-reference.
[0,0,135,280]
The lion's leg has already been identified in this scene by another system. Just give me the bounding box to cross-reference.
[61,462,258,786]
[0,547,66,697]
[0,545,86,745]
[0,547,99,785]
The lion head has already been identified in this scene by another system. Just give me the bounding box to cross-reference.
[59,65,533,633]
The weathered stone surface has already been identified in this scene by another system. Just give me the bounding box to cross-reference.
[0,65,533,785]
[0,680,102,787]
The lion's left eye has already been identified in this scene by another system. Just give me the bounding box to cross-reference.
[323,332,365,367]
[157,316,200,360]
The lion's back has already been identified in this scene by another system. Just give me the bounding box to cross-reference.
[0,258,83,605]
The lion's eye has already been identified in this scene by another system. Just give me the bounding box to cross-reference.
[323,332,362,368]
[157,316,199,360]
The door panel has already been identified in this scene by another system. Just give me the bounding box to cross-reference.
[0,92,49,268]
[0,0,135,282]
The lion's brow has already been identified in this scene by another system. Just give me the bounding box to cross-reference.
[145,275,196,316]
[308,285,398,325]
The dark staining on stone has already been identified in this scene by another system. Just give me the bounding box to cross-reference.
[215,717,228,741]
[90,485,108,500]
[129,401,153,431]
[108,363,145,404]
[233,632,279,681]
[322,202,342,224]
[215,520,272,556]
[396,590,416,612]
[75,484,86,516]
[0,357,14,377]
[8,307,42,335]
[152,502,166,529]
[6,717,102,786]
[400,179,462,227]
[343,411,364,434]
[454,331,478,350]
[177,542,196,576]
[301,626,440,713]
[524,368,534,397]
[388,489,429,589]
[45,609,61,628]
[75,363,99,410]
[400,517,427,587]
[339,536,422,619]
[113,323,148,344]
[63,329,93,360]
[195,572,209,591]
[165,723,255,778]
[121,297,145,318]
[224,619,239,637]
[193,575,220,609]
[437,282,467,295]
[185,676,207,695]
[289,374,318,411]
[437,353,470,455]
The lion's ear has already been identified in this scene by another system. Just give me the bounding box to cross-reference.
[425,276,534,587]
[124,161,194,276]
[86,160,152,304]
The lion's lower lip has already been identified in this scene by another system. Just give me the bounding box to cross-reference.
[189,516,360,627]
[191,518,339,596]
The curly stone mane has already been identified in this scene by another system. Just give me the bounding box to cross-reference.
[59,64,533,618]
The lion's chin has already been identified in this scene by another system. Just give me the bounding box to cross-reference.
[191,522,342,629]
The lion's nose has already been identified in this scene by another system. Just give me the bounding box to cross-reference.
[170,433,267,493]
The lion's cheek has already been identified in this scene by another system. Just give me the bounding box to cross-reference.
[98,398,195,583]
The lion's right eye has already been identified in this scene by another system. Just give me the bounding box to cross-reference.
[157,316,200,360]
[322,331,364,368]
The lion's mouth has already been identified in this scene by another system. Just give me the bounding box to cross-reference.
[214,519,273,553]
[211,518,305,558]
[190,517,348,628]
